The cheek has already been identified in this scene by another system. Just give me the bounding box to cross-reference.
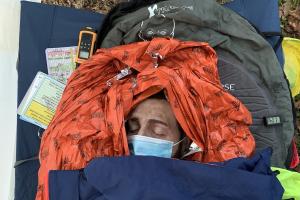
[163,130,181,144]
[168,125,181,143]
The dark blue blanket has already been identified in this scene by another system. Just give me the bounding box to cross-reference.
[49,149,283,200]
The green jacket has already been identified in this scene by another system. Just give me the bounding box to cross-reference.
[272,167,300,200]
[101,0,294,168]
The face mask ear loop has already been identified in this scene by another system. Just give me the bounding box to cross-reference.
[173,136,186,147]
[180,142,203,159]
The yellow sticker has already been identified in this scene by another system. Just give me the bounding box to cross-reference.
[25,100,54,126]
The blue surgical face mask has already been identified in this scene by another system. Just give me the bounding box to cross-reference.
[127,135,182,158]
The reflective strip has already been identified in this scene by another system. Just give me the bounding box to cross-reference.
[264,116,281,126]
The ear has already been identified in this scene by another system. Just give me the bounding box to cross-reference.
[178,137,192,158]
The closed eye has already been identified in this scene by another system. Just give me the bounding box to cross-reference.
[125,118,140,135]
[150,120,170,137]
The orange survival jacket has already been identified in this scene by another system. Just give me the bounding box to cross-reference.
[36,38,255,200]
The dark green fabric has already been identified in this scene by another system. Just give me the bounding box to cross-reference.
[101,0,293,167]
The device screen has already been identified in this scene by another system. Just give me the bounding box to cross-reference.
[79,33,92,59]
[79,50,89,59]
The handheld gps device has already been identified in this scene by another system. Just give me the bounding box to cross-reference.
[75,27,97,67]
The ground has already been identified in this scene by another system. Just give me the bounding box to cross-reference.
[280,0,300,38]
[41,0,300,168]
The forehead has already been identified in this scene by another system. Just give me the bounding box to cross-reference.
[129,99,176,124]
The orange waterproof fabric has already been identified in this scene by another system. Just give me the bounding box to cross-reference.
[36,38,255,200]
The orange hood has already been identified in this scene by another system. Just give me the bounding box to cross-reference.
[36,38,255,200]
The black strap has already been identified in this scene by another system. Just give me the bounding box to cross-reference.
[260,32,282,37]
[281,70,298,169]
[14,156,38,168]
[260,32,283,52]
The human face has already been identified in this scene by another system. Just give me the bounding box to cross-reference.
[126,98,182,157]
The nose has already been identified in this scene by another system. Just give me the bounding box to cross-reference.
[137,124,151,137]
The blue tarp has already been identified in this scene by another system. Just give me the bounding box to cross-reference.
[15,2,104,199]
[224,0,284,66]
[49,149,284,200]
